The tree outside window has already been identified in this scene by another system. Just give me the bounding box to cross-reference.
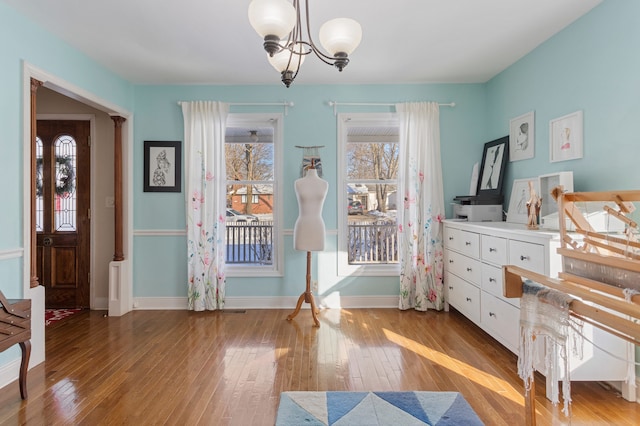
[339,113,400,275]
[224,114,282,275]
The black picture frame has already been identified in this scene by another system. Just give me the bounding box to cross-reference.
[476,136,509,198]
[143,141,182,192]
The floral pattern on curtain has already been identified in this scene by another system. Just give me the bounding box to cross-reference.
[396,102,445,311]
[181,101,229,311]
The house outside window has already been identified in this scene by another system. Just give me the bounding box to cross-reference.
[337,113,400,277]
[225,113,283,277]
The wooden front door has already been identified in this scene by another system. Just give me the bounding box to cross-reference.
[36,120,91,308]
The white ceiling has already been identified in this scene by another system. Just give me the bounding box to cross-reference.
[3,0,602,86]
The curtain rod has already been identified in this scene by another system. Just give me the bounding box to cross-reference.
[327,100,455,116]
[177,101,294,115]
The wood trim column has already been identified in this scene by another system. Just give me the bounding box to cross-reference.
[111,116,126,261]
[30,78,43,288]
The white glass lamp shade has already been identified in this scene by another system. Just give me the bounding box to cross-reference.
[267,43,306,72]
[319,18,362,55]
[248,0,296,39]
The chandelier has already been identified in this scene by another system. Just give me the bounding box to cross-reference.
[248,0,362,87]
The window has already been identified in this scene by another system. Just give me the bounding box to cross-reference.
[241,194,259,204]
[225,114,283,276]
[338,113,400,276]
[35,134,78,233]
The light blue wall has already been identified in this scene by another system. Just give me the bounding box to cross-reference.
[485,0,640,375]
[3,0,637,301]
[486,0,640,201]
[2,0,638,372]
[0,1,133,369]
[0,2,133,292]
[132,84,487,298]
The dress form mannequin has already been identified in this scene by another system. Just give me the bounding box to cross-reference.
[293,168,328,251]
[287,165,328,327]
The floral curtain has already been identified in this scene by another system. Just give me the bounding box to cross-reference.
[396,102,445,311]
[181,101,229,311]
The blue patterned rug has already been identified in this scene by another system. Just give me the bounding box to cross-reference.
[276,391,484,425]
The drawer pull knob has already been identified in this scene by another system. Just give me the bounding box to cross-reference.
[466,267,472,272]
[489,247,496,252]
[489,278,496,283]
[449,236,454,240]
[449,259,454,263]
[448,286,453,290]
[489,312,496,318]
[520,255,529,261]
[465,241,471,246]
[466,297,472,302]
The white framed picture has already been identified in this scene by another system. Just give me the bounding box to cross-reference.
[550,110,583,162]
[506,178,540,224]
[509,111,534,162]
[538,171,574,219]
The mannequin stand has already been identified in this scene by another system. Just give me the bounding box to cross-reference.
[287,251,320,327]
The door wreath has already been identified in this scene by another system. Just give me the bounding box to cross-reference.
[35,156,75,197]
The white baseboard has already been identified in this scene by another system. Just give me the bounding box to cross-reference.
[132,297,188,310]
[92,296,109,310]
[0,357,21,395]
[132,295,400,310]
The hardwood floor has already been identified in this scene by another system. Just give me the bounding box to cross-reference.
[0,308,638,425]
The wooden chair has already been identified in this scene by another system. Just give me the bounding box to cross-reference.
[0,290,31,399]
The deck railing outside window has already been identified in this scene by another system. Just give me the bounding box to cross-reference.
[348,221,398,264]
[225,221,398,265]
[226,222,274,265]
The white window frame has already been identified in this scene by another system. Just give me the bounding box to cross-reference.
[337,112,400,277]
[225,113,284,277]
[240,194,258,204]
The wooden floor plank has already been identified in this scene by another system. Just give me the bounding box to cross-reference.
[0,308,638,425]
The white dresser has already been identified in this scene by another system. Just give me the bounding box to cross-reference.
[443,219,635,401]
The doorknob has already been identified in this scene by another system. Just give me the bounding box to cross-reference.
[43,237,53,246]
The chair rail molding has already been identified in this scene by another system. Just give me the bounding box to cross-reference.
[0,248,23,261]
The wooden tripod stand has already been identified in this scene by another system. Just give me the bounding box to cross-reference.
[287,251,320,327]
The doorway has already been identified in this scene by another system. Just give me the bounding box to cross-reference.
[36,120,91,308]
[20,65,132,370]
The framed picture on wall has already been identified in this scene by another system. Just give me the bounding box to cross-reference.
[509,111,535,162]
[143,141,182,192]
[507,177,539,224]
[550,110,583,162]
[476,136,509,198]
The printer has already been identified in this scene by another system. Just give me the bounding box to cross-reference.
[452,203,503,222]
[452,194,503,222]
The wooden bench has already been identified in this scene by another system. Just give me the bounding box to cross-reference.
[0,291,31,399]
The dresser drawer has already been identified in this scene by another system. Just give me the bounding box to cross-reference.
[444,226,480,258]
[481,263,520,308]
[509,240,545,274]
[446,271,480,324]
[445,249,481,285]
[481,292,520,354]
[481,234,507,265]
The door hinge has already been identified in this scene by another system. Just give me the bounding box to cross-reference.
[88,208,91,220]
